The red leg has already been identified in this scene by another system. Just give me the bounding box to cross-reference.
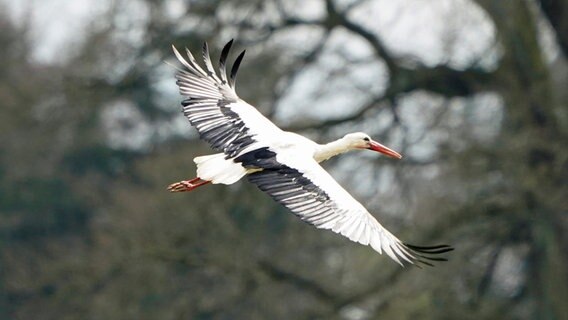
[167,177,211,192]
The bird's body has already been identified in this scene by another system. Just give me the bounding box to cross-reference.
[193,130,378,185]
[168,40,453,266]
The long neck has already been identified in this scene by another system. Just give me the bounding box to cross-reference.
[314,138,352,163]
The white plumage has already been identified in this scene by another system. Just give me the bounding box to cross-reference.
[167,40,453,266]
[194,153,249,185]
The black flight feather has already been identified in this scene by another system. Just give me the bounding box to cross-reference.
[229,50,246,88]
[402,243,455,267]
[219,39,234,84]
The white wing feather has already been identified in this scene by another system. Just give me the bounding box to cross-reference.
[247,150,454,266]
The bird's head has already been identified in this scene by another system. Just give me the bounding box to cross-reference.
[343,132,402,159]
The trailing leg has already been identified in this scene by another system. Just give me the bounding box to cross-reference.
[167,177,210,192]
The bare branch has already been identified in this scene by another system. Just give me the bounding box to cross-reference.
[282,93,393,132]
[342,0,373,14]
[324,0,398,73]
[266,30,332,118]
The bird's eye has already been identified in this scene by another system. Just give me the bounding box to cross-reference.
[363,137,370,142]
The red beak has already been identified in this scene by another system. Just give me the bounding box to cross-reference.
[368,141,402,159]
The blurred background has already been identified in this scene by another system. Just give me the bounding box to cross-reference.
[0,0,566,319]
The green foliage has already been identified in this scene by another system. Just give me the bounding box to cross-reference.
[0,177,89,240]
[63,145,137,177]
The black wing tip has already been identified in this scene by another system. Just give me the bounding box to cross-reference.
[220,39,234,64]
[219,40,236,83]
[206,39,236,58]
[234,50,246,66]
[405,243,454,253]
[229,49,246,86]
[403,243,454,268]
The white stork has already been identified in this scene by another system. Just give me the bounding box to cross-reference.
[167,40,453,267]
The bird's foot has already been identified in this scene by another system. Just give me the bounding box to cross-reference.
[167,178,210,192]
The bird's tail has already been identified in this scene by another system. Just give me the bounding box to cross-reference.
[194,153,248,185]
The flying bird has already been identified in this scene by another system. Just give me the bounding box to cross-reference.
[167,40,453,267]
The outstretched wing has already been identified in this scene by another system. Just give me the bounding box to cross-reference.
[238,148,453,267]
[172,40,282,158]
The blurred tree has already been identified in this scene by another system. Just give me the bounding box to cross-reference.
[0,0,566,319]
